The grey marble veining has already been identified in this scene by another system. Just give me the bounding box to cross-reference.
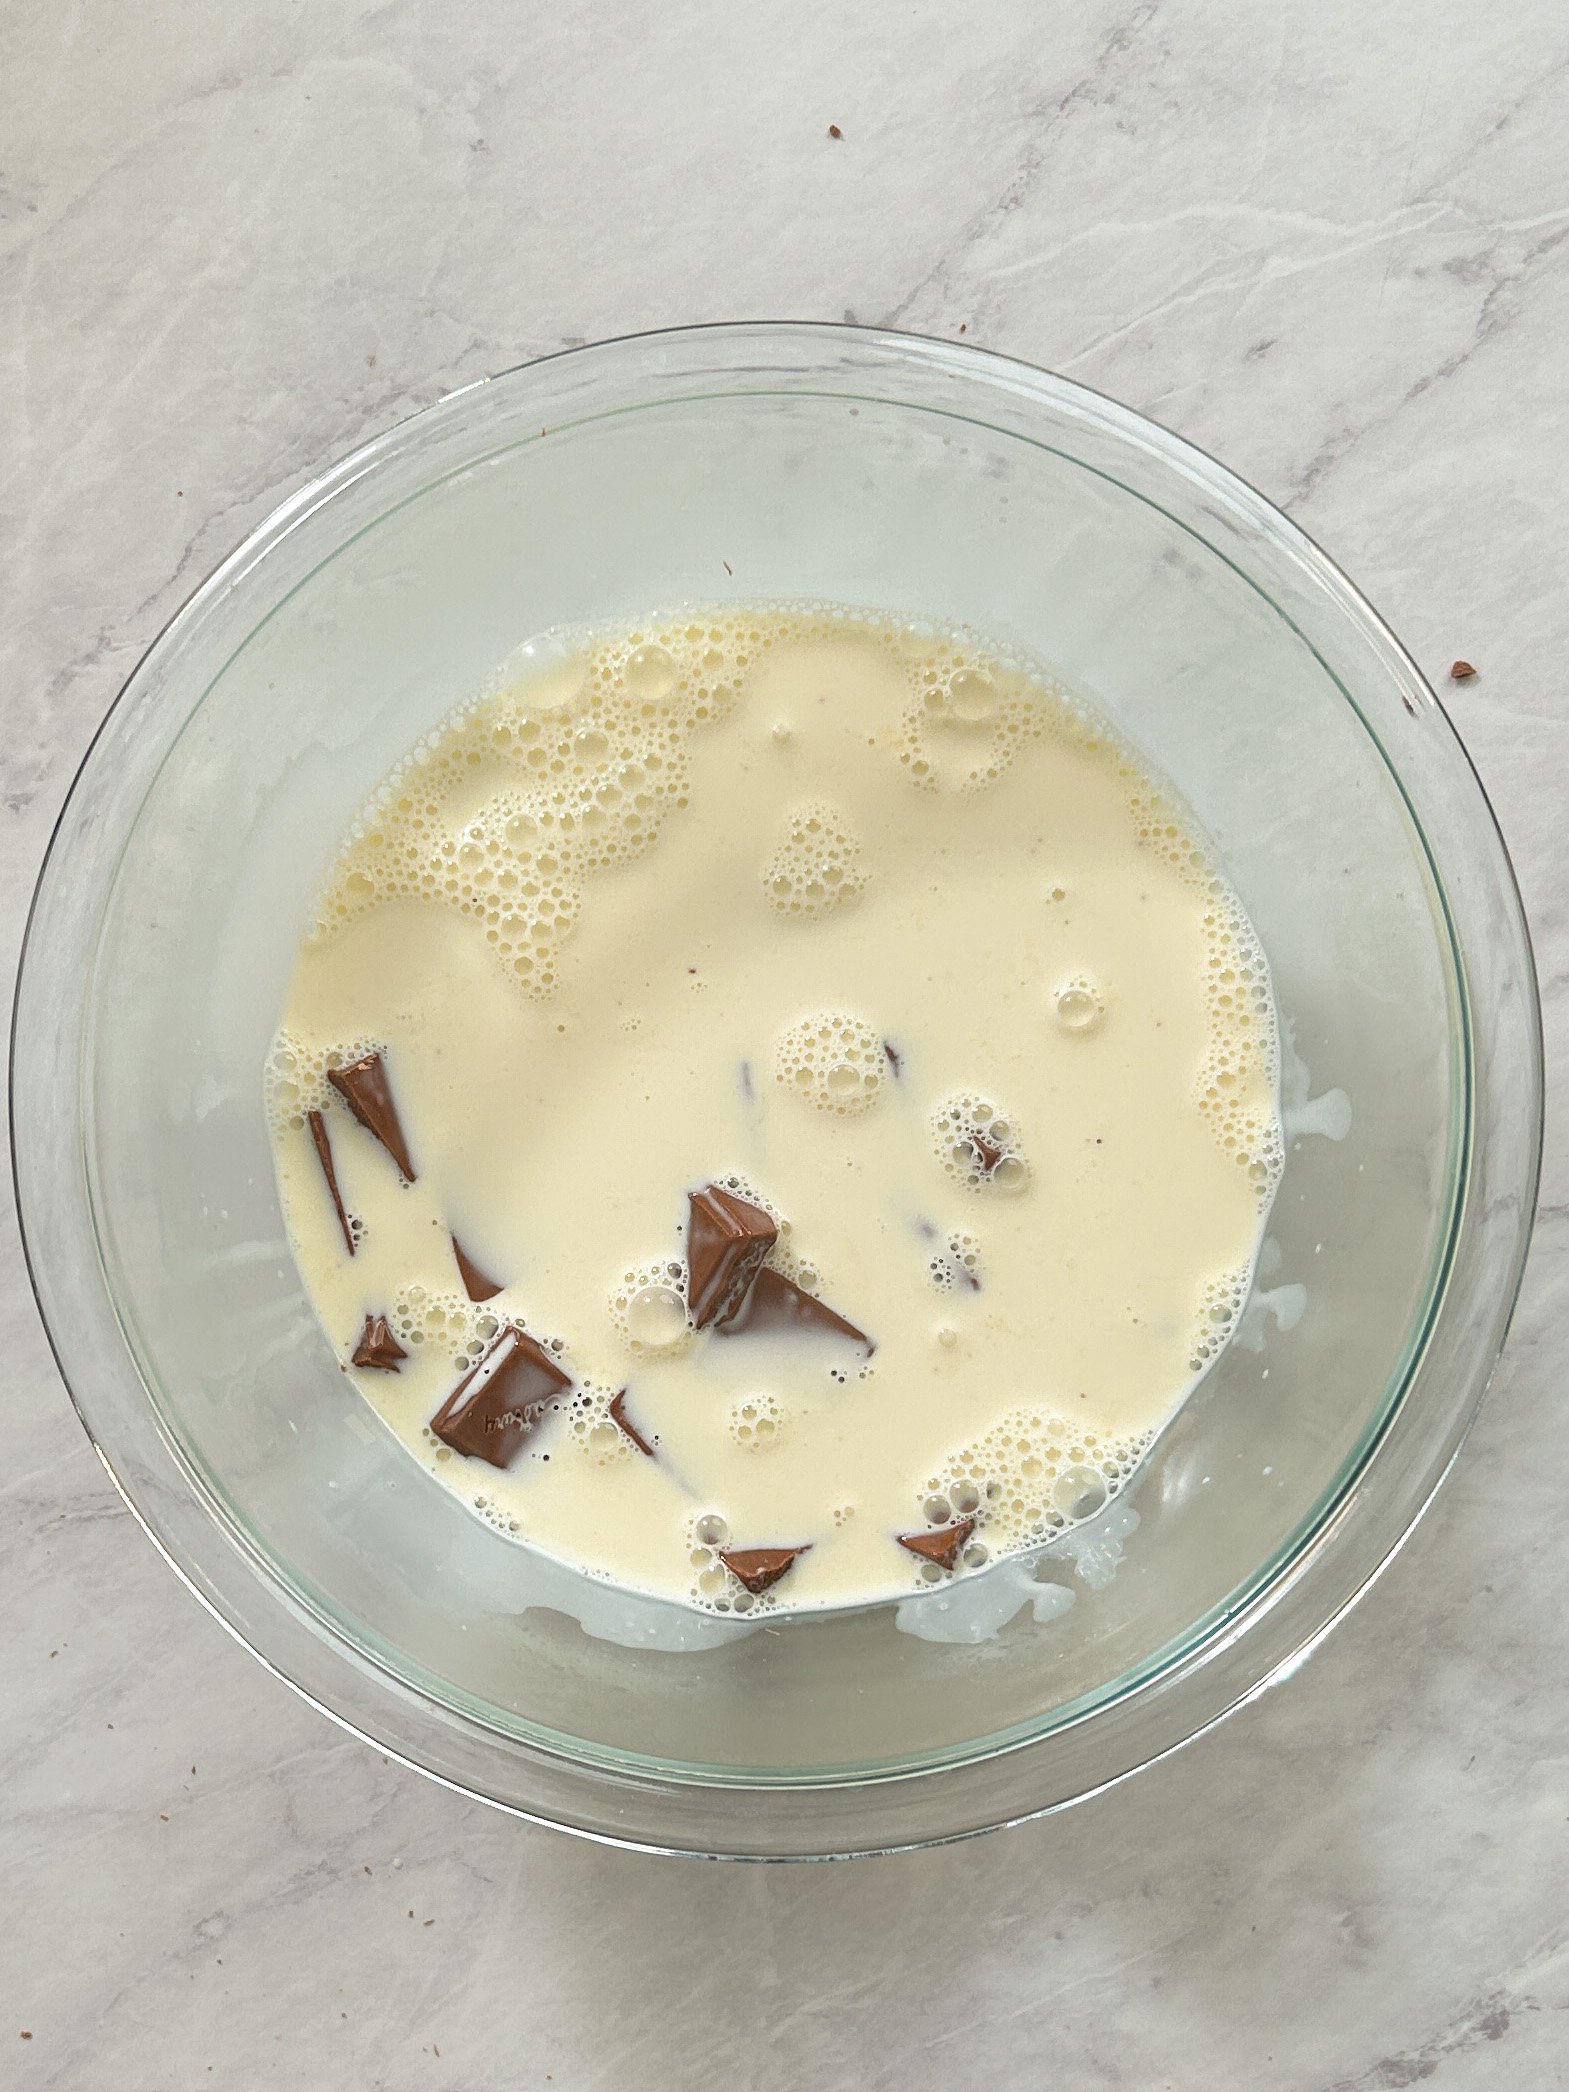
[5,2,1569,2084]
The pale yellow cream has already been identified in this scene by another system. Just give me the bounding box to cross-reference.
[267,608,1280,1614]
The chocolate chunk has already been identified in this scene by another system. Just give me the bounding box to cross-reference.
[687,1183,778,1327]
[327,1052,417,1182]
[883,1039,904,1076]
[1450,659,1477,681]
[717,1266,873,1354]
[451,1235,503,1304]
[430,1325,571,1469]
[970,1129,1003,1174]
[827,122,843,139]
[351,1314,407,1372]
[897,1517,975,1573]
[718,1544,811,1595]
[608,1388,656,1458]
[307,1108,355,1255]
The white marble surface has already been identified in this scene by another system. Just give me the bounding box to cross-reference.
[5,1,1569,2083]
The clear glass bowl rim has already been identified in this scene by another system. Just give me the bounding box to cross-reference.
[10,320,1544,1859]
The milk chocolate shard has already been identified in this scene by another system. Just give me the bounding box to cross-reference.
[896,1517,975,1573]
[430,1324,572,1469]
[327,1052,417,1182]
[307,1108,355,1255]
[718,1544,811,1596]
[717,1265,874,1355]
[970,1129,1003,1174]
[351,1314,407,1372]
[451,1235,503,1303]
[686,1183,778,1327]
[608,1388,656,1458]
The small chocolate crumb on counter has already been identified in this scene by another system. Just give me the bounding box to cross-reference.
[719,1544,811,1595]
[1450,659,1478,681]
[897,1516,976,1572]
[828,123,843,138]
[351,1313,407,1372]
[327,1051,418,1182]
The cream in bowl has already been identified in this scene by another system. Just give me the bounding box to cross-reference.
[268,605,1281,1617]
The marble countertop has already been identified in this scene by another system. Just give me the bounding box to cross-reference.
[6,2,1568,2084]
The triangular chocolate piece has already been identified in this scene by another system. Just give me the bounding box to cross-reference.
[430,1324,571,1469]
[717,1266,873,1354]
[307,1108,355,1255]
[327,1052,417,1182]
[718,1544,811,1596]
[896,1517,975,1573]
[451,1234,503,1303]
[608,1388,656,1458]
[686,1183,777,1328]
[970,1129,1002,1174]
[351,1313,407,1372]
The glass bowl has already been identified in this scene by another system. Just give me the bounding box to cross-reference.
[12,323,1541,1858]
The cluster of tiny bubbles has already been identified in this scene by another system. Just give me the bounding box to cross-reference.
[465,1486,524,1538]
[1124,782,1219,889]
[714,1169,787,1228]
[1122,776,1283,1204]
[1053,973,1106,1036]
[298,605,1097,1011]
[928,1228,983,1292]
[931,1092,1030,1192]
[730,1392,786,1449]
[894,640,1072,795]
[1188,1264,1254,1374]
[762,801,866,919]
[775,1010,887,1116]
[610,1260,694,1357]
[687,1511,736,1611]
[831,1503,857,1527]
[924,1408,1153,1559]
[264,1029,381,1132]
[564,1383,635,1466]
[684,1506,798,1615]
[767,1240,820,1294]
[906,1480,992,1583]
[392,1284,496,1367]
[1196,900,1283,1203]
[305,609,829,1000]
